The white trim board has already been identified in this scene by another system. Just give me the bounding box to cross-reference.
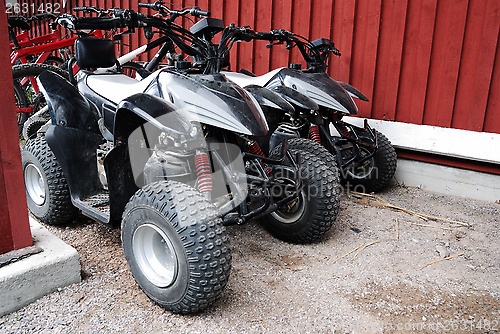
[342,117,500,165]
[395,158,500,202]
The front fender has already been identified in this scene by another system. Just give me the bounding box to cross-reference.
[244,85,295,112]
[113,93,192,144]
[267,69,359,115]
[338,82,369,102]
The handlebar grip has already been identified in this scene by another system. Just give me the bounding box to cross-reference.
[138,3,155,9]
[72,6,100,13]
[139,2,155,9]
[191,7,210,17]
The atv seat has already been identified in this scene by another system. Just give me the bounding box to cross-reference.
[86,70,162,104]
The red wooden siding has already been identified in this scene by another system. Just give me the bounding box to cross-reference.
[26,0,500,134]
[1,2,32,254]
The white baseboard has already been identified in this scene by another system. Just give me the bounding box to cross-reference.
[342,117,500,165]
[395,158,500,202]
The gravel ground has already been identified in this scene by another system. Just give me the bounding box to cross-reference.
[1,184,499,333]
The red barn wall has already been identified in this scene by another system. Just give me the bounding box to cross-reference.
[62,0,500,134]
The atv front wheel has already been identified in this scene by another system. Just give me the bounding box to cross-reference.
[21,137,77,225]
[121,181,231,314]
[343,130,397,193]
[262,138,340,243]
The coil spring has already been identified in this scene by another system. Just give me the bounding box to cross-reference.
[339,123,351,137]
[309,125,321,144]
[247,140,272,174]
[247,140,264,156]
[195,153,212,193]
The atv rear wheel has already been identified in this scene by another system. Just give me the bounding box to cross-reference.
[22,116,49,140]
[21,137,77,225]
[263,138,340,243]
[121,181,231,314]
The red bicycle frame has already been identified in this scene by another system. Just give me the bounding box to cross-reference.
[12,27,103,115]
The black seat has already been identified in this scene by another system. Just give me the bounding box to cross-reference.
[75,38,117,69]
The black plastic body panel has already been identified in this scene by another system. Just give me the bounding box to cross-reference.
[270,85,319,110]
[244,85,295,112]
[338,81,369,102]
[266,68,358,115]
[104,145,138,227]
[37,70,100,134]
[45,125,103,202]
[114,93,190,141]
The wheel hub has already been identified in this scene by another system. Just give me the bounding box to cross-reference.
[270,190,306,224]
[132,223,179,288]
[24,163,46,206]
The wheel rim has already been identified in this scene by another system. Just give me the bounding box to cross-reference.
[270,190,306,224]
[346,147,375,179]
[132,223,179,288]
[24,163,46,206]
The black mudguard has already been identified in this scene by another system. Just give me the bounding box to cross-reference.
[104,93,192,226]
[104,145,138,227]
[270,86,323,125]
[338,82,369,102]
[36,70,100,133]
[271,85,319,111]
[244,85,295,113]
[113,93,191,143]
[45,125,103,201]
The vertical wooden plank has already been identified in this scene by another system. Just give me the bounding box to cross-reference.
[237,0,256,72]
[371,0,408,121]
[0,170,14,254]
[422,0,469,128]
[0,4,32,253]
[483,35,500,133]
[451,0,500,131]
[224,0,240,71]
[253,0,273,75]
[395,0,438,124]
[270,0,293,70]
[290,0,311,66]
[349,0,382,118]
[310,0,333,41]
[330,0,356,83]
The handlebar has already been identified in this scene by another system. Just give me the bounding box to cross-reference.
[138,1,210,19]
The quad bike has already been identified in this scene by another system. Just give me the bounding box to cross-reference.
[21,7,340,313]
[219,27,397,193]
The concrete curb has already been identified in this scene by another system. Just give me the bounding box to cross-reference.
[395,158,500,202]
[0,218,81,316]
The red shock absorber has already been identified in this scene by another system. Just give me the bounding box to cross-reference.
[339,123,351,137]
[247,140,265,156]
[194,152,212,193]
[309,125,321,144]
[247,140,272,174]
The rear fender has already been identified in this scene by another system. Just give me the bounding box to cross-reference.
[45,125,103,202]
[36,70,100,133]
